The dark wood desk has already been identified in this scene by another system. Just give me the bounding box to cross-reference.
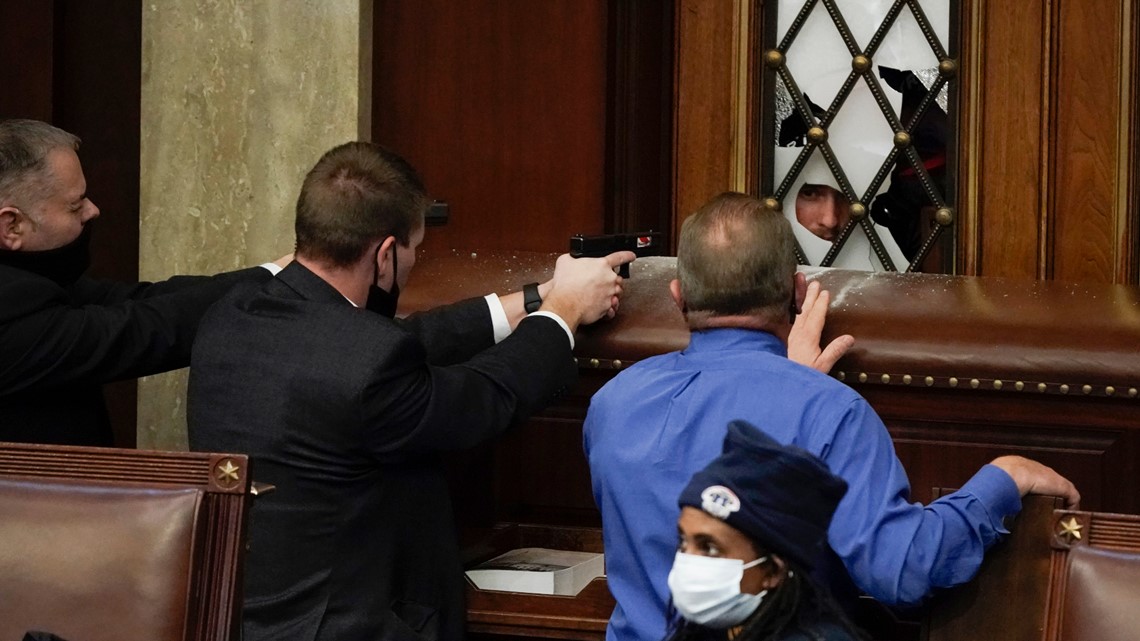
[399,250,1140,640]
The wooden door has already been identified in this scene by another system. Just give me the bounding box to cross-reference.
[372,0,673,255]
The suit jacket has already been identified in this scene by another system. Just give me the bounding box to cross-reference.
[0,264,271,445]
[187,261,577,641]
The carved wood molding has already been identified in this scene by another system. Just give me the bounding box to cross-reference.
[957,0,983,276]
[732,0,763,194]
[673,0,758,234]
[1118,0,1140,284]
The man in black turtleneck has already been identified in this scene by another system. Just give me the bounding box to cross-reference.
[0,119,287,446]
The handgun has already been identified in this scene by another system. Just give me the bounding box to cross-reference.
[569,231,663,278]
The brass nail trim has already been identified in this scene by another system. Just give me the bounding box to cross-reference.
[573,358,1139,401]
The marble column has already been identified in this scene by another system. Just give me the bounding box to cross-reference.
[138,0,372,449]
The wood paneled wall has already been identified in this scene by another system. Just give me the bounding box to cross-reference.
[0,2,54,122]
[372,0,674,255]
[675,0,1140,284]
[1051,0,1139,283]
[607,1,676,243]
[373,0,609,254]
[962,0,1139,283]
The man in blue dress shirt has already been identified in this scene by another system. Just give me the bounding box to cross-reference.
[583,191,1080,641]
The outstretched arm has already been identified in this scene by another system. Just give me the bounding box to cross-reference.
[990,455,1080,508]
[821,399,1021,605]
[787,280,854,373]
[821,398,1082,606]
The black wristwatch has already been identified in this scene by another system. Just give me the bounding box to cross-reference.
[523,282,542,313]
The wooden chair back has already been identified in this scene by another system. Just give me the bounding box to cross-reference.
[0,442,252,641]
[924,494,1140,641]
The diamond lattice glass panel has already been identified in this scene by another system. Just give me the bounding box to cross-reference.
[763,0,957,273]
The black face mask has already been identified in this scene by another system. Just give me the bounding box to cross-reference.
[365,240,400,318]
[0,223,93,288]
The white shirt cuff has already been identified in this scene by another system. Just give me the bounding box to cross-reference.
[484,294,512,343]
[260,262,283,275]
[527,311,575,349]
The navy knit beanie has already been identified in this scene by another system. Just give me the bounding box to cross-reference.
[677,420,848,570]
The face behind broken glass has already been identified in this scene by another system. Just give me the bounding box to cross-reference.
[766,0,953,273]
[795,184,851,242]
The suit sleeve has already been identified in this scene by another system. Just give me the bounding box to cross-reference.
[359,315,576,457]
[396,296,496,366]
[0,268,271,392]
[818,398,1022,605]
[67,268,265,304]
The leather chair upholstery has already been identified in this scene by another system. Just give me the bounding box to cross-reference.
[1058,545,1140,640]
[0,442,252,641]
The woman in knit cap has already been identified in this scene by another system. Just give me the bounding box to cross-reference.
[665,420,865,641]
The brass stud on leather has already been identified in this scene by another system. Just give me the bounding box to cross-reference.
[934,207,955,226]
[837,371,846,381]
[924,376,934,387]
[807,126,828,144]
[763,197,782,212]
[1082,384,1092,395]
[939,58,958,78]
[1038,383,1048,393]
[881,374,891,384]
[1015,381,1025,391]
[993,380,1003,390]
[1060,384,1070,394]
[852,54,872,74]
[893,131,911,148]
[949,377,958,387]
[858,372,868,383]
[902,375,912,385]
[970,378,980,389]
[612,360,623,370]
[849,202,867,220]
[765,49,785,69]
[1105,386,1115,396]
[1130,388,1138,398]
[589,358,600,368]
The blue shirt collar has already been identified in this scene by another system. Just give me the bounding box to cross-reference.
[684,327,787,358]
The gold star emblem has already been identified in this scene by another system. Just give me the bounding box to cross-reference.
[215,459,241,485]
[1057,516,1083,543]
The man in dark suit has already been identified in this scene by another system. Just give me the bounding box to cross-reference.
[0,119,289,446]
[187,141,632,641]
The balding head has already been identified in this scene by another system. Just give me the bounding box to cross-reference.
[676,192,797,327]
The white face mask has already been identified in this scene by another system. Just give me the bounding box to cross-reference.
[667,551,769,628]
